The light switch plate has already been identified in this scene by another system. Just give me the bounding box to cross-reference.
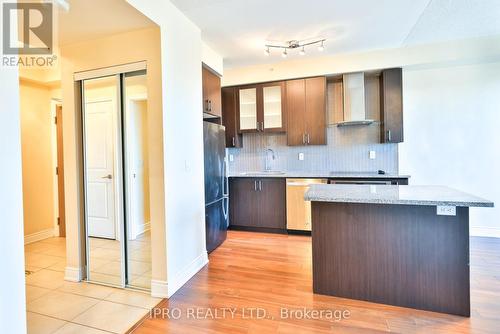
[437,205,456,216]
[298,153,304,161]
[369,151,376,160]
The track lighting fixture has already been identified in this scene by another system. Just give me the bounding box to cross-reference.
[264,38,325,57]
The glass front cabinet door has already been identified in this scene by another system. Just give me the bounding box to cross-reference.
[237,82,285,133]
[238,86,258,131]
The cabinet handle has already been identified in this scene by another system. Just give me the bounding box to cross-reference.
[254,180,258,191]
[261,122,265,131]
[205,99,209,111]
[387,130,392,142]
[256,121,260,131]
[232,137,235,146]
[302,133,306,145]
[306,133,310,144]
[259,180,262,191]
[208,100,212,112]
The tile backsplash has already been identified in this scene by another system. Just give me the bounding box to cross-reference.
[228,124,399,174]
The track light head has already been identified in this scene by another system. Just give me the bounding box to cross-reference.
[318,40,325,52]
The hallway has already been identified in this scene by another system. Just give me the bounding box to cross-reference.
[24,237,161,333]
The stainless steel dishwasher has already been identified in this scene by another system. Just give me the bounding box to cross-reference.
[286,179,327,232]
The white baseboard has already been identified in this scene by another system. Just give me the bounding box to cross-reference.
[470,227,500,238]
[136,221,151,238]
[53,226,60,237]
[64,266,83,282]
[24,228,54,245]
[167,252,208,298]
[130,221,151,240]
[151,279,169,298]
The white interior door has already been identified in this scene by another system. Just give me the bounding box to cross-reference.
[85,99,116,239]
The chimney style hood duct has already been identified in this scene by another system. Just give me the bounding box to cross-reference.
[337,72,374,126]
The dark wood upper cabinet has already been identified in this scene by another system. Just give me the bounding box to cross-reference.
[380,68,403,143]
[286,79,307,146]
[221,87,242,148]
[286,76,327,146]
[236,82,286,133]
[260,81,286,133]
[305,77,327,145]
[202,65,222,118]
[229,177,286,231]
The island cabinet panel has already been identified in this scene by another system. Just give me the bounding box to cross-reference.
[229,178,286,232]
[380,68,403,143]
[311,202,470,316]
[286,77,327,146]
[221,87,243,148]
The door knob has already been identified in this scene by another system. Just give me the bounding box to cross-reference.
[101,174,112,179]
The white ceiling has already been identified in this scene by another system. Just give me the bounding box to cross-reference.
[170,0,500,69]
[57,0,156,46]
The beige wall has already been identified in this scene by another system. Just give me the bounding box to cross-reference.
[60,27,166,283]
[19,80,55,237]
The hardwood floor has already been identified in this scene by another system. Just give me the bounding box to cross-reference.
[132,231,500,333]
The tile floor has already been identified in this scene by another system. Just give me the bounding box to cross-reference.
[88,231,152,289]
[25,236,161,334]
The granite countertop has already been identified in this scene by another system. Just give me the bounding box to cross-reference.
[228,171,411,179]
[304,184,494,207]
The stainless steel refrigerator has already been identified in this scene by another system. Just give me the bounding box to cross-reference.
[203,122,228,253]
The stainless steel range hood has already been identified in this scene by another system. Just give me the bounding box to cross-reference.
[337,72,374,126]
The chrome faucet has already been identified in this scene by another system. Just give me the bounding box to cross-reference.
[265,148,276,171]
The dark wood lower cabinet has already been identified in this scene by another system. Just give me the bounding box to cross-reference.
[229,178,286,232]
[257,179,286,229]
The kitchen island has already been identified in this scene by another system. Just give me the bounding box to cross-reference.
[305,184,494,316]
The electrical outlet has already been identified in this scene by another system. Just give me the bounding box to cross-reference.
[229,154,234,162]
[369,151,376,160]
[298,153,305,161]
[437,206,456,216]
